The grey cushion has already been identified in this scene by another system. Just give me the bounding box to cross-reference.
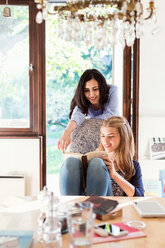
[69,119,103,154]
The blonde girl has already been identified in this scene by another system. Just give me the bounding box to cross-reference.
[60,116,144,196]
[97,116,144,196]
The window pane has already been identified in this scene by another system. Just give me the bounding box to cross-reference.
[0,5,29,128]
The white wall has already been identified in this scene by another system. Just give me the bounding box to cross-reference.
[0,138,41,196]
[140,1,165,117]
[139,1,165,187]
[139,1,165,160]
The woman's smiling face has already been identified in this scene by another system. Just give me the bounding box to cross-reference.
[100,126,121,153]
[84,79,100,107]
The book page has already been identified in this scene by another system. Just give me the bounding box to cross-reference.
[63,151,107,162]
[86,151,107,162]
[63,152,82,161]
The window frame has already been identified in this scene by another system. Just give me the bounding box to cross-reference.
[0,0,46,187]
[123,39,140,160]
[0,0,46,137]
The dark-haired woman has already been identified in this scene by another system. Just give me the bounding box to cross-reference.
[58,69,119,152]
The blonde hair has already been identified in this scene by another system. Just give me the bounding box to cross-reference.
[98,116,135,180]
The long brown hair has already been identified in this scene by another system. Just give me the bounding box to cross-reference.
[99,116,135,180]
[69,69,110,119]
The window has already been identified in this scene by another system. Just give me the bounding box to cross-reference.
[0,5,29,128]
[0,0,45,137]
[0,0,46,187]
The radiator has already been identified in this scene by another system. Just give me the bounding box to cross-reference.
[0,175,25,204]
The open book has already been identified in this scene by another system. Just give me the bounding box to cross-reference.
[63,151,107,190]
[63,150,107,162]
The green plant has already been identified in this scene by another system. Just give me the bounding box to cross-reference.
[46,15,112,175]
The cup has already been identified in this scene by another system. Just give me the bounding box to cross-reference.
[67,201,95,248]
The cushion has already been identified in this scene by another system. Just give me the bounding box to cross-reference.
[69,119,103,154]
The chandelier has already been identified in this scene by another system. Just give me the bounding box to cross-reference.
[34,0,156,49]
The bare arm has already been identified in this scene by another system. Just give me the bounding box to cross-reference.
[103,156,135,197]
[112,172,135,197]
[57,120,77,153]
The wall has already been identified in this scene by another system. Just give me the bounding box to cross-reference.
[139,1,165,186]
[140,1,165,117]
[139,1,165,160]
[0,138,41,197]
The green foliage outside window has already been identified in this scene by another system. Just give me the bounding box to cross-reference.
[0,6,29,120]
[46,15,113,174]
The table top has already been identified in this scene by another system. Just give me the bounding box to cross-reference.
[0,196,165,248]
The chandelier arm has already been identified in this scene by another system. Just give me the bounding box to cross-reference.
[47,11,56,15]
[144,9,153,20]
[144,1,155,21]
[54,0,122,13]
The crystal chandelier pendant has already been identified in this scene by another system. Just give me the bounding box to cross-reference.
[34,0,157,49]
[36,11,43,24]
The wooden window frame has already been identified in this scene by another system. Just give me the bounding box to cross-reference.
[0,0,46,186]
[123,39,140,160]
[0,0,46,137]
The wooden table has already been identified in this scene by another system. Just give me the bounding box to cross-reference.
[0,196,165,248]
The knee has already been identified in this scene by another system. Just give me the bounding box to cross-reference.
[61,157,81,173]
[87,158,108,178]
[88,158,107,172]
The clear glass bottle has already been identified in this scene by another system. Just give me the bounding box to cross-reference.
[42,192,62,248]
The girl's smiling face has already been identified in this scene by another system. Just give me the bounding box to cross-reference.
[100,126,121,153]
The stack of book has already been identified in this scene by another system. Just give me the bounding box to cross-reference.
[83,195,122,220]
